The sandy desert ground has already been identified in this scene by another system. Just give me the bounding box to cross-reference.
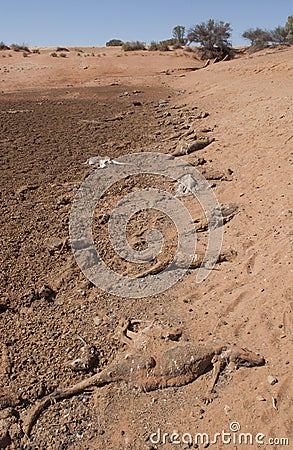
[0,45,292,449]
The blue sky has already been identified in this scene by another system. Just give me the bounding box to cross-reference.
[1,0,292,47]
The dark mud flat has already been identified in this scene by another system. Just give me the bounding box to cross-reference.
[0,84,171,301]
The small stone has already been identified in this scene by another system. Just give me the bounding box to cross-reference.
[0,418,12,449]
[0,302,8,313]
[39,285,56,301]
[256,395,266,401]
[203,443,210,448]
[93,316,102,326]
[133,101,142,106]
[268,375,278,385]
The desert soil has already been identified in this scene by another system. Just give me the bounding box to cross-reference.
[0,46,292,449]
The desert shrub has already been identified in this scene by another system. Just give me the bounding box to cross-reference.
[50,52,58,57]
[242,28,273,53]
[22,52,29,57]
[243,17,293,53]
[149,41,160,51]
[56,47,69,52]
[158,40,170,51]
[106,39,124,46]
[149,40,170,51]
[32,48,40,54]
[188,19,232,52]
[172,42,183,49]
[11,43,30,52]
[199,46,234,60]
[242,28,272,45]
[0,41,10,50]
[122,41,146,51]
[59,53,67,58]
[271,26,288,44]
[162,38,177,46]
[184,46,194,52]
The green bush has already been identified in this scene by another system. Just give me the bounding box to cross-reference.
[50,52,58,57]
[23,52,29,57]
[11,43,30,52]
[149,41,160,51]
[122,41,146,51]
[32,48,40,54]
[242,28,273,53]
[188,19,232,52]
[148,40,170,51]
[172,42,183,49]
[106,39,124,46]
[59,53,67,58]
[158,40,170,51]
[0,41,10,50]
[172,25,186,45]
[285,15,293,42]
[56,47,69,52]
[184,46,194,52]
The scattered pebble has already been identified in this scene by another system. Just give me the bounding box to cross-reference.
[256,395,266,401]
[38,285,56,301]
[93,316,102,326]
[268,375,278,385]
